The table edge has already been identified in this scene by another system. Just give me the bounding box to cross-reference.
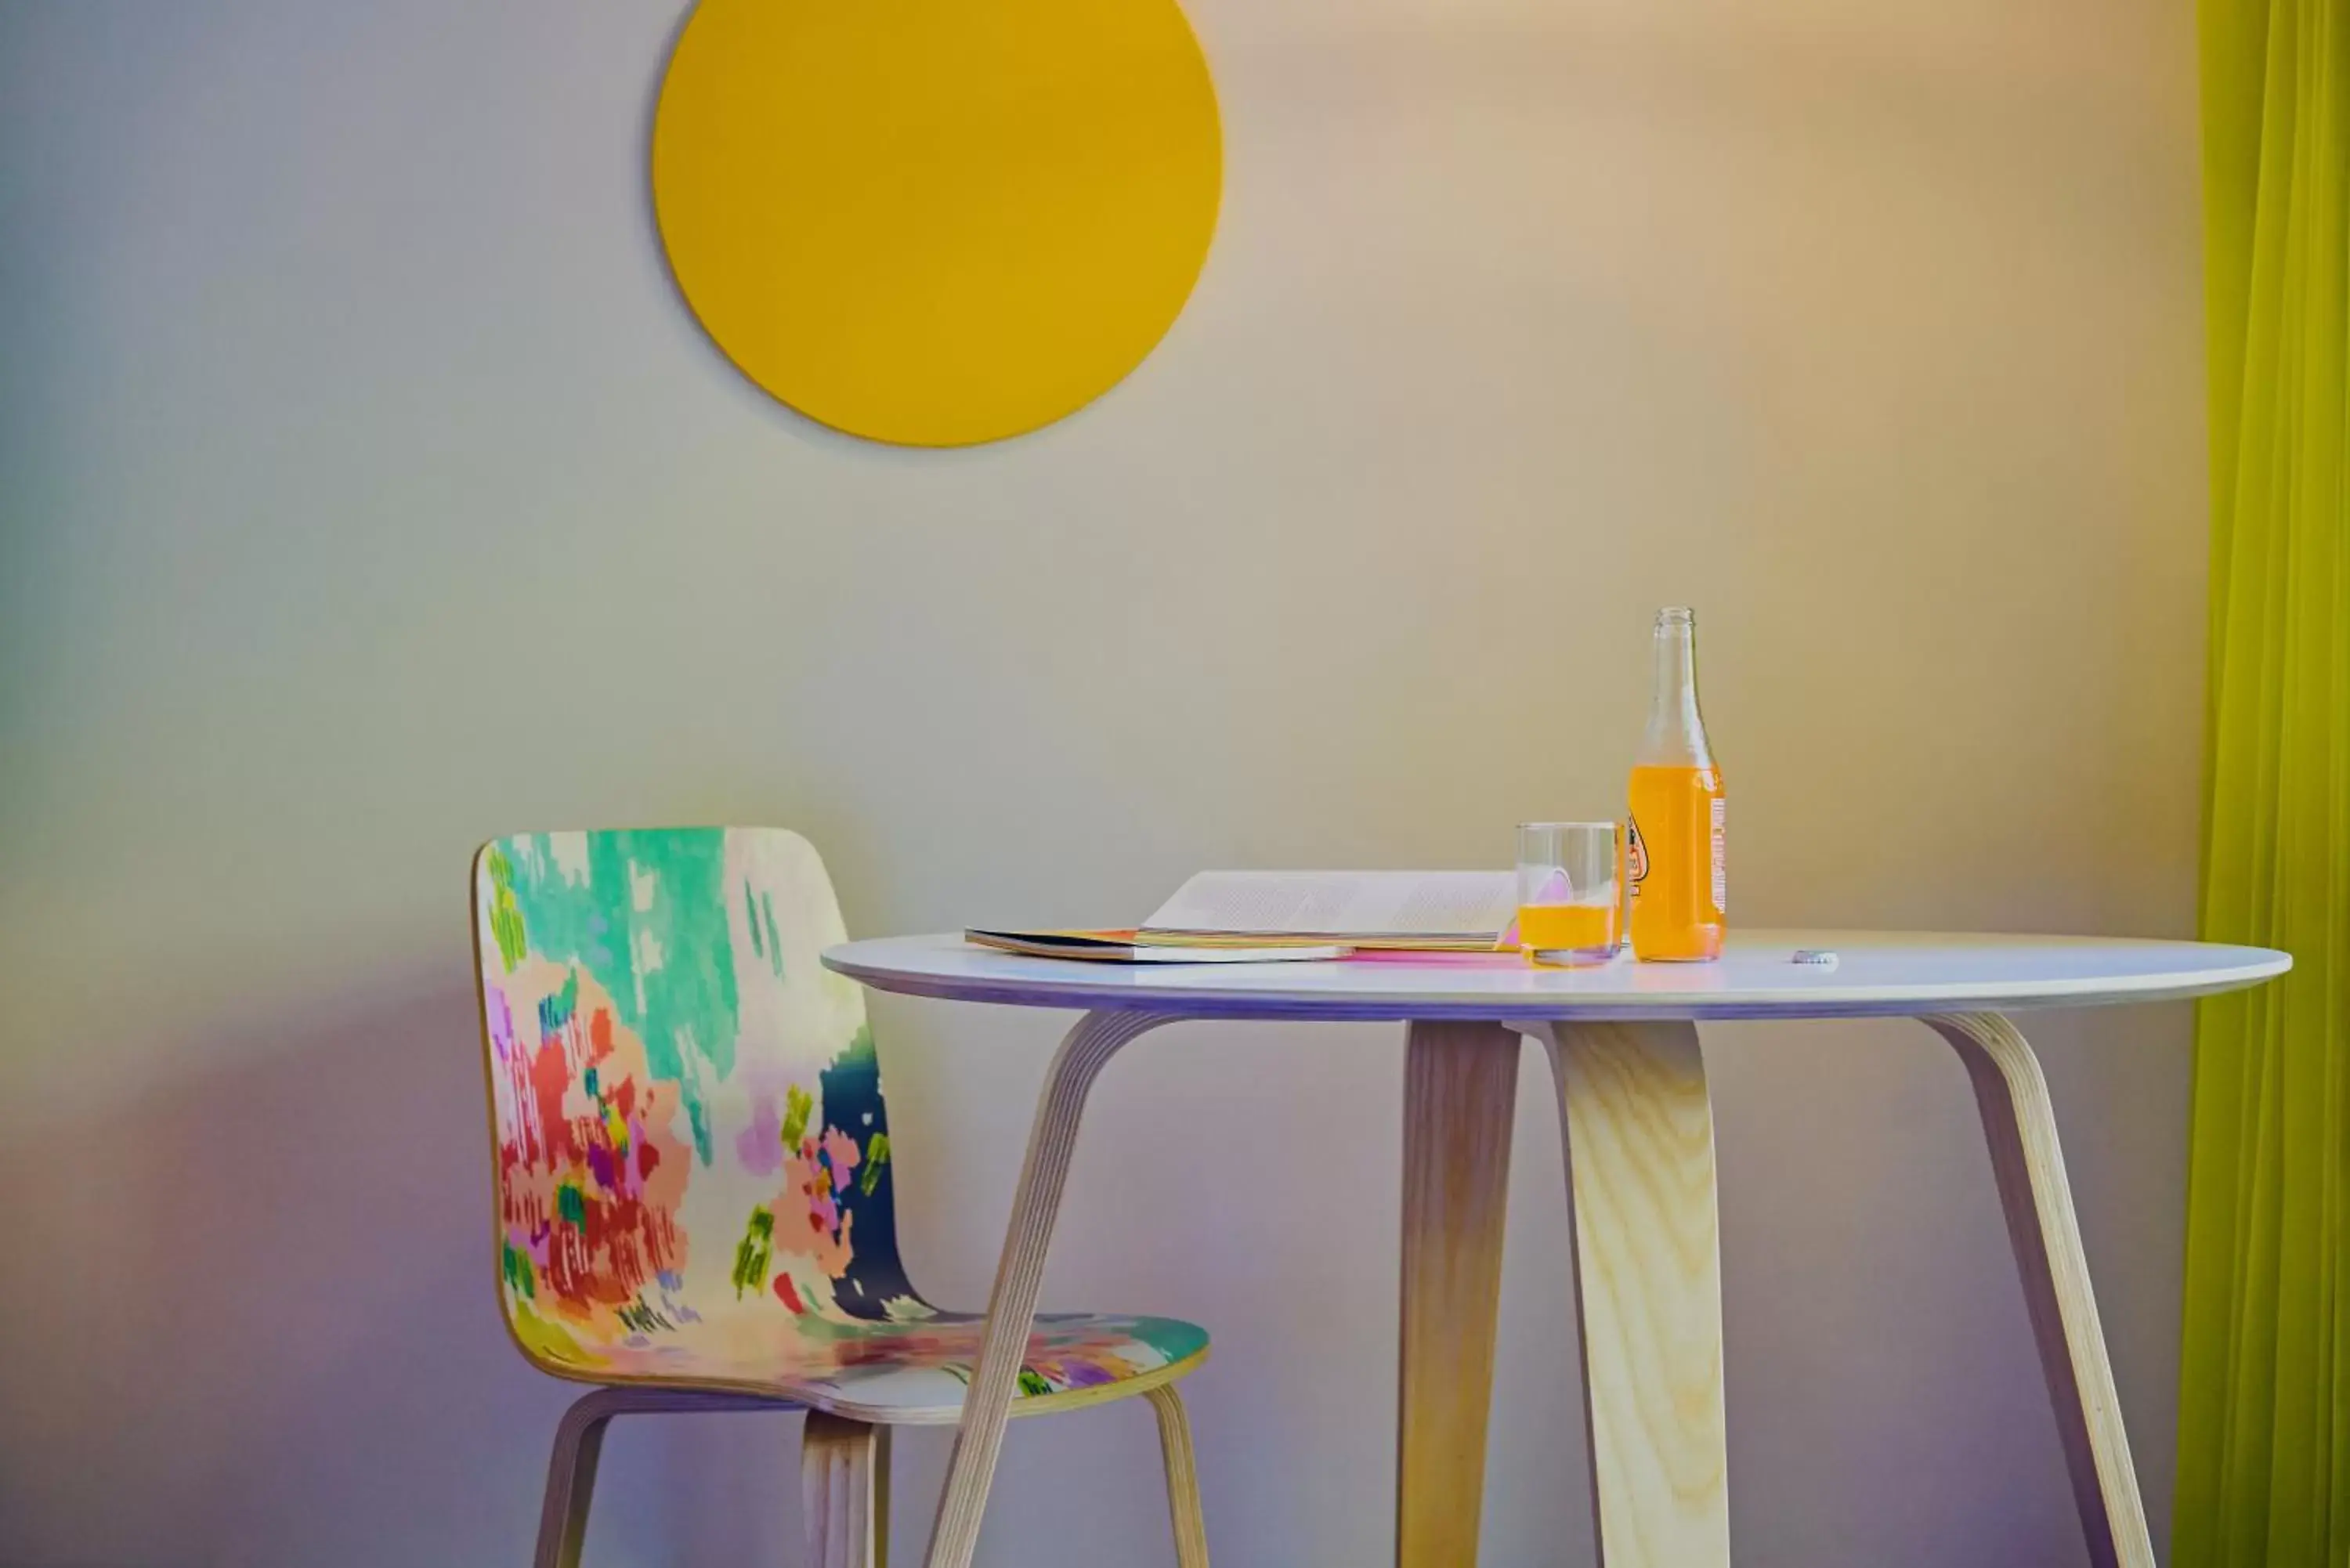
[819,946,2290,1023]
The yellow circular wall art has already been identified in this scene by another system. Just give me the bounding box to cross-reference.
[652,0,1223,448]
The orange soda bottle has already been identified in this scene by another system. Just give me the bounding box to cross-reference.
[1628,606,1725,961]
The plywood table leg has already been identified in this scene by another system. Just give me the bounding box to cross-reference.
[1922,1012,2153,1568]
[1397,1020,1522,1568]
[920,1009,1178,1568]
[1534,1020,1730,1568]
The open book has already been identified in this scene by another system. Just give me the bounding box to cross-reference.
[959,929,1353,963]
[967,870,1517,963]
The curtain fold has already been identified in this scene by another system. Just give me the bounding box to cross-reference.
[2175,2,2350,1564]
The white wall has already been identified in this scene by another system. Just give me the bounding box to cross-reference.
[0,2,2209,1564]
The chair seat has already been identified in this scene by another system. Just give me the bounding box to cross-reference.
[512,1304,1209,1425]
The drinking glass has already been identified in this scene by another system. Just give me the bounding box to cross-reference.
[1516,822,1622,966]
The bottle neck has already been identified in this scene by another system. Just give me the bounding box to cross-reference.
[1640,619,1712,767]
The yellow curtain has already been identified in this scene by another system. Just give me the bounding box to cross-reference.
[2175,1,2349,1563]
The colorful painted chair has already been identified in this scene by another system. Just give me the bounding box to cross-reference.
[470,828,1212,1568]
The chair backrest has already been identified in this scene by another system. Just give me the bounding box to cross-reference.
[471,828,916,1370]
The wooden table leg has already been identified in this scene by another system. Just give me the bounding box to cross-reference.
[1535,1021,1730,1568]
[1922,1013,2153,1568]
[1397,1020,1522,1568]
[920,1009,1177,1568]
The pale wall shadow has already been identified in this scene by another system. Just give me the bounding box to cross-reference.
[0,970,804,1568]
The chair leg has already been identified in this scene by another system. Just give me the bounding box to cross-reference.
[1144,1384,1211,1568]
[803,1411,890,1568]
[530,1385,799,1568]
[1922,1012,2153,1568]
[533,1390,619,1568]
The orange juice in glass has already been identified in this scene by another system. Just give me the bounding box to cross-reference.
[1517,822,1622,966]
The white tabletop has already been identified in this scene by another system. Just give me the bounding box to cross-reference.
[822,930,2288,1023]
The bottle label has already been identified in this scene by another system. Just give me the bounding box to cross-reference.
[1626,816,1649,901]
[1709,797,1726,913]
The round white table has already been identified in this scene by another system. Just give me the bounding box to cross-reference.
[822,930,2287,1568]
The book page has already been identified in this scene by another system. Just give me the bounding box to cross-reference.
[964,928,1349,963]
[1141,870,1515,938]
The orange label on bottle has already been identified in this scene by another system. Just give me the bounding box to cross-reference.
[1710,796,1726,913]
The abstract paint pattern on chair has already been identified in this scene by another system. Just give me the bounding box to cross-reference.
[472,827,1206,1421]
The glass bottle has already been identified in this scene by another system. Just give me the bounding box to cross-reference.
[1628,606,1726,961]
